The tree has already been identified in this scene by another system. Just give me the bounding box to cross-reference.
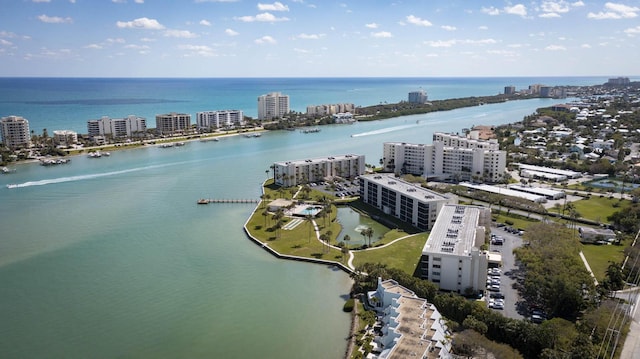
[364,227,374,247]
[341,246,349,263]
[343,234,351,249]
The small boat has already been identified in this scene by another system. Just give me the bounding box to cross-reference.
[160,143,174,148]
[175,142,186,146]
[1,167,16,174]
[88,151,102,158]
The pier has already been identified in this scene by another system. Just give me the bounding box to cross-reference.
[197,198,259,204]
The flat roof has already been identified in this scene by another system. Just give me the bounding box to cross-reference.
[521,169,567,181]
[460,182,546,203]
[517,163,581,177]
[508,184,565,197]
[274,154,363,166]
[422,204,485,256]
[361,173,450,203]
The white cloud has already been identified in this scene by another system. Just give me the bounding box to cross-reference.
[588,2,639,19]
[179,44,217,57]
[107,38,126,43]
[0,39,13,46]
[200,20,211,26]
[124,44,150,49]
[441,25,456,31]
[255,35,277,44]
[297,33,325,40]
[539,12,561,18]
[478,25,488,30]
[504,4,527,17]
[541,1,570,14]
[581,43,592,48]
[365,23,378,29]
[257,2,289,11]
[225,28,239,36]
[371,31,393,38]
[134,0,144,3]
[481,6,501,15]
[235,12,289,22]
[545,44,566,50]
[116,17,165,30]
[164,30,198,38]
[406,15,432,27]
[32,0,51,2]
[294,48,310,53]
[85,44,103,49]
[624,25,640,35]
[37,14,73,24]
[424,39,456,47]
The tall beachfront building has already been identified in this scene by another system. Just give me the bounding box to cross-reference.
[196,110,244,130]
[358,173,457,231]
[0,115,31,149]
[155,113,191,135]
[419,204,490,294]
[382,132,506,183]
[273,154,365,187]
[257,92,289,120]
[87,115,147,138]
[408,89,428,104]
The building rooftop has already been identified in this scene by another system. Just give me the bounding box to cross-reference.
[361,174,449,203]
[460,182,546,203]
[517,163,582,177]
[422,204,486,256]
[274,153,362,166]
[508,184,565,197]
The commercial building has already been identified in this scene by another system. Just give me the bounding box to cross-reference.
[382,132,507,183]
[257,92,290,120]
[87,115,147,138]
[419,204,491,293]
[460,182,547,203]
[53,130,78,147]
[0,115,31,148]
[368,277,451,359]
[196,110,244,130]
[508,184,565,200]
[359,173,456,231]
[408,89,428,104]
[273,154,365,187]
[504,86,516,95]
[516,164,582,180]
[306,103,355,116]
[155,113,191,135]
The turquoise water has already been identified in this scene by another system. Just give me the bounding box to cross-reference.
[0,77,589,358]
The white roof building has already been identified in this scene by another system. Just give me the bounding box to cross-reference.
[420,204,490,293]
[460,182,547,203]
[370,278,451,359]
[359,173,457,231]
[273,154,364,187]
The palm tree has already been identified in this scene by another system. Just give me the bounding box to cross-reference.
[319,233,329,253]
[341,246,349,263]
[364,227,374,247]
[306,214,313,243]
[343,234,351,249]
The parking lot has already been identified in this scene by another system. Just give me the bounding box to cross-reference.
[485,225,526,320]
[308,178,360,199]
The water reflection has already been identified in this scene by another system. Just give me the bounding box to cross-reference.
[335,206,390,247]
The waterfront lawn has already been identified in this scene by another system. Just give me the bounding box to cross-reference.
[351,233,429,275]
[571,196,630,223]
[581,243,626,281]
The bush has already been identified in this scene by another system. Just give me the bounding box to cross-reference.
[343,298,355,312]
[505,220,514,226]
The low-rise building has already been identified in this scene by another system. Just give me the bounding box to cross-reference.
[368,277,451,359]
[420,204,490,293]
[53,130,78,147]
[306,103,355,116]
[578,227,617,243]
[359,173,456,231]
[273,154,364,187]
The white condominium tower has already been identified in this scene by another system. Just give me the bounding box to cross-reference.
[87,115,147,138]
[0,115,31,148]
[196,110,244,130]
[382,132,506,183]
[257,92,290,120]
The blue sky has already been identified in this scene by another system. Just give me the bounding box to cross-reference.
[0,0,638,77]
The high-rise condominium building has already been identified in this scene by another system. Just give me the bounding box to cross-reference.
[196,110,244,130]
[87,115,147,138]
[257,92,290,120]
[273,154,365,187]
[155,113,191,135]
[408,89,428,104]
[420,204,490,294]
[382,132,506,183]
[0,115,31,148]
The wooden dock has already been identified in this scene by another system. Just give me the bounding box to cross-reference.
[197,198,259,204]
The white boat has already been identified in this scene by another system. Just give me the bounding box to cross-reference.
[2,167,16,174]
[88,151,102,158]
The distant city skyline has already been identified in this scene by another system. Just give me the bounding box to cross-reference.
[1,1,638,77]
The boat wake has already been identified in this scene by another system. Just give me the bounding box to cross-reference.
[6,163,173,189]
[351,124,419,137]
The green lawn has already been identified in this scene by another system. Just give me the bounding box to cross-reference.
[570,196,630,223]
[581,243,626,281]
[351,233,429,275]
[492,210,541,230]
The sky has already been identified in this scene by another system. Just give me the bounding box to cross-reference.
[0,0,638,77]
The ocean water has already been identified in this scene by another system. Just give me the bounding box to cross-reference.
[0,77,604,358]
[0,76,609,134]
